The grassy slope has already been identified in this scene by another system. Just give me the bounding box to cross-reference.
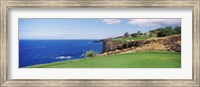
[27,51,181,68]
[112,35,152,42]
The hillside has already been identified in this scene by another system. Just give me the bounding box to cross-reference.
[111,26,181,42]
[99,26,181,56]
[100,34,181,56]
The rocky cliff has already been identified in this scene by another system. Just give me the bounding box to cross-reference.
[102,35,181,54]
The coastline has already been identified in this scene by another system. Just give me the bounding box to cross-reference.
[25,34,181,68]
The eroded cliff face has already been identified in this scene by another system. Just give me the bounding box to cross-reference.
[102,35,181,54]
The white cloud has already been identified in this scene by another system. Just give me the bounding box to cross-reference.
[127,19,181,27]
[101,19,121,24]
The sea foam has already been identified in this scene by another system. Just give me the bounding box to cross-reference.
[55,56,71,59]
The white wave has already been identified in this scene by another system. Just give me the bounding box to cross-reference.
[56,56,71,59]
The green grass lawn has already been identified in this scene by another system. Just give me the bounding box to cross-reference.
[26,51,181,68]
[112,35,154,42]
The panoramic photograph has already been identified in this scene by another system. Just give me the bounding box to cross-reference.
[19,18,181,68]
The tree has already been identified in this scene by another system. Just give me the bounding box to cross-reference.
[137,31,141,34]
[157,27,175,37]
[136,31,143,35]
[174,26,181,34]
[131,33,137,38]
[149,28,163,35]
[157,30,167,37]
[124,32,130,37]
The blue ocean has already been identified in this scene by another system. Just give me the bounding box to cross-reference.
[19,40,103,68]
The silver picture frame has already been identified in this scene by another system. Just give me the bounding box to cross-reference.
[0,0,199,86]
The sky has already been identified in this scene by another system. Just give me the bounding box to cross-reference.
[19,18,181,40]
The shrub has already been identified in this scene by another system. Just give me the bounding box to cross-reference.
[157,27,175,37]
[174,26,181,34]
[124,32,130,37]
[157,30,168,37]
[84,50,95,58]
[151,26,181,37]
[137,31,143,35]
[131,33,137,38]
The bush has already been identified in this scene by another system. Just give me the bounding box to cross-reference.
[157,27,175,37]
[124,32,130,37]
[174,26,181,34]
[131,33,137,38]
[137,31,143,35]
[84,50,95,58]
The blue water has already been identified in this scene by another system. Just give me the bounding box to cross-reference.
[19,40,103,68]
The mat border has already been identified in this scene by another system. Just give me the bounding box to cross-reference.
[1,0,200,86]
